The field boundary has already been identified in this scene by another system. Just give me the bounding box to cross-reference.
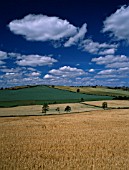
[0,106,129,118]
[82,102,129,110]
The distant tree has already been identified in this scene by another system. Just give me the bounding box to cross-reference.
[56,107,60,113]
[81,98,84,102]
[77,89,80,93]
[64,106,71,113]
[102,102,108,110]
[0,87,3,90]
[52,85,55,88]
[42,103,49,114]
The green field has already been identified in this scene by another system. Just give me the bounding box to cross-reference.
[55,86,129,97]
[0,86,112,107]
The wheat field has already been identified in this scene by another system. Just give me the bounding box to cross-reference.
[83,100,129,108]
[0,109,129,170]
[0,103,102,117]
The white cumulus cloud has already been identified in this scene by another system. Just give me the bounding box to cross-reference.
[89,69,95,72]
[98,69,116,75]
[48,66,86,78]
[97,67,129,78]
[16,54,58,67]
[80,39,117,55]
[44,74,55,79]
[31,72,41,76]
[103,5,129,42]
[64,23,87,47]
[92,55,129,67]
[8,14,78,42]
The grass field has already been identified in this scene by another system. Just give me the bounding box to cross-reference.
[55,85,129,97]
[0,86,112,107]
[0,109,129,169]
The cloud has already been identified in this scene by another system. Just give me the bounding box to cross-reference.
[0,51,7,59]
[99,48,116,55]
[0,61,5,65]
[64,23,87,47]
[8,14,78,42]
[8,52,21,59]
[103,5,129,42]
[107,61,129,68]
[80,39,117,55]
[92,55,129,68]
[2,71,23,80]
[27,67,36,71]
[0,65,43,87]
[89,69,95,72]
[44,74,56,79]
[31,72,41,76]
[16,54,58,67]
[98,69,116,75]
[1,67,23,73]
[97,67,129,78]
[0,51,58,67]
[0,50,8,65]
[48,66,86,78]
[0,50,59,87]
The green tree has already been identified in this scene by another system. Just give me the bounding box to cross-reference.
[42,103,49,114]
[56,107,60,113]
[81,98,84,102]
[64,106,71,113]
[77,88,80,93]
[102,102,107,110]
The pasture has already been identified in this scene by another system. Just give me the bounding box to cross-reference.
[0,109,129,169]
[0,86,112,107]
[55,85,129,97]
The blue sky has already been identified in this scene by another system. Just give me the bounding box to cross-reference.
[0,0,129,87]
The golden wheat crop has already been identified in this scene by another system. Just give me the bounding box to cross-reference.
[84,100,129,108]
[0,103,101,117]
[0,109,129,169]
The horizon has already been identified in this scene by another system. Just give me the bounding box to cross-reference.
[0,0,129,87]
[1,84,129,89]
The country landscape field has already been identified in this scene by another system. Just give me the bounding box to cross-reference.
[0,109,129,170]
[1,0,129,169]
[0,85,113,107]
[55,85,129,97]
[0,85,129,169]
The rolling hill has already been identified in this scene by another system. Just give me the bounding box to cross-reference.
[0,85,112,107]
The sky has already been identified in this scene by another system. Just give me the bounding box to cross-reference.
[0,0,129,87]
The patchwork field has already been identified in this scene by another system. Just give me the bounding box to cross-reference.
[0,100,129,117]
[0,109,129,169]
[0,86,112,107]
[55,85,129,97]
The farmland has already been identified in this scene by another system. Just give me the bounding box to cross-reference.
[0,100,129,117]
[0,86,112,107]
[55,85,129,97]
[0,109,129,169]
[83,100,129,109]
[0,85,129,169]
[0,103,102,117]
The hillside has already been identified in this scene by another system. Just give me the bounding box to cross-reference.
[54,86,129,97]
[0,85,112,107]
